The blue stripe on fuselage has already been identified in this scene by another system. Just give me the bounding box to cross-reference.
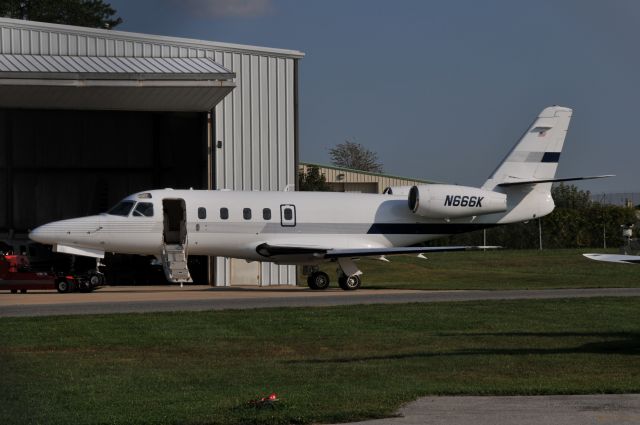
[367,223,498,235]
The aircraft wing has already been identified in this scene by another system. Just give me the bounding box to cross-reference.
[583,253,640,265]
[256,243,498,259]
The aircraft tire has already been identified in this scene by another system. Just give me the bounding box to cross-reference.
[56,279,70,293]
[307,272,330,290]
[338,274,361,291]
[79,280,92,293]
[89,273,104,287]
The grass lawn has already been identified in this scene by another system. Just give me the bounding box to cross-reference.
[309,249,640,290]
[1,297,640,424]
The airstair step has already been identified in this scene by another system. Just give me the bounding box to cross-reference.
[161,243,192,283]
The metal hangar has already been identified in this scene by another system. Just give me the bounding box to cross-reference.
[300,162,435,194]
[0,17,303,286]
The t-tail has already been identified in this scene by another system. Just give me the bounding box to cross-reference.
[481,105,609,224]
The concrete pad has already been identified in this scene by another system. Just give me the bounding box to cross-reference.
[337,394,640,425]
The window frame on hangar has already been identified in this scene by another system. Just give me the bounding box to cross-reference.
[0,17,304,287]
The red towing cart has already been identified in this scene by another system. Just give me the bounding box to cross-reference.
[0,254,93,293]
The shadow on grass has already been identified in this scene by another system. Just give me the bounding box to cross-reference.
[288,332,640,364]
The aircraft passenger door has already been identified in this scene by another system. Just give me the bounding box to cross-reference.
[162,199,187,245]
[280,204,296,227]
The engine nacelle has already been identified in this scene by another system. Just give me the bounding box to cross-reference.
[408,185,507,219]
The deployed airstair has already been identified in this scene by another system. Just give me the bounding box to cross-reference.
[161,198,192,284]
[162,243,192,283]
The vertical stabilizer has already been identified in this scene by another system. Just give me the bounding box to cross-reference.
[482,106,572,190]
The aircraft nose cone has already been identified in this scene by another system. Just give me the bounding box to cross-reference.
[29,216,103,247]
[29,224,52,244]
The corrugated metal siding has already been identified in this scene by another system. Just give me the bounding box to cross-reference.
[0,84,234,112]
[0,18,299,286]
[0,54,233,79]
[0,19,303,58]
[213,52,297,286]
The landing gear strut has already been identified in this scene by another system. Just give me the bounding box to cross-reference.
[336,257,363,291]
[307,271,330,290]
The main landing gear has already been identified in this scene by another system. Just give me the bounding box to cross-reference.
[305,258,363,291]
[307,271,330,290]
[337,273,361,290]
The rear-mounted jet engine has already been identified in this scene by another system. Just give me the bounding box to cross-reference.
[408,184,507,219]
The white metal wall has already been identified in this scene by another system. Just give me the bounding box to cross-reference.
[0,18,301,286]
[213,52,297,286]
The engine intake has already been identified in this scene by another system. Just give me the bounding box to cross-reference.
[408,185,507,219]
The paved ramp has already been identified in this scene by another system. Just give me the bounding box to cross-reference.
[337,394,640,425]
[1,286,640,317]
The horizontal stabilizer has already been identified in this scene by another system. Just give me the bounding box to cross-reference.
[583,253,640,265]
[498,175,614,187]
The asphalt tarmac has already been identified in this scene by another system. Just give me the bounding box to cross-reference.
[1,285,640,317]
[335,394,640,425]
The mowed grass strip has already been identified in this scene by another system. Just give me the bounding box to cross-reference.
[311,249,640,290]
[1,298,639,425]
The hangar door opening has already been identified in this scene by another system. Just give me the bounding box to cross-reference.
[0,108,209,284]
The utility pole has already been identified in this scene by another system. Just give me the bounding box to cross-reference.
[602,194,607,249]
[538,218,543,250]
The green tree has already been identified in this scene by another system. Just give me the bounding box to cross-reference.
[551,184,592,209]
[329,140,383,173]
[298,166,331,191]
[0,0,122,29]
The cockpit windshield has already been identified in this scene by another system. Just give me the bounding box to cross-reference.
[108,200,135,216]
[132,202,154,217]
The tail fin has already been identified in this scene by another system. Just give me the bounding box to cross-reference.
[482,106,572,190]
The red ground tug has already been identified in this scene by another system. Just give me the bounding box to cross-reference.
[0,254,93,293]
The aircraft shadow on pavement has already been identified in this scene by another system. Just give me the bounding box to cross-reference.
[287,332,640,364]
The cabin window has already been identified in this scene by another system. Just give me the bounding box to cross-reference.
[132,202,154,217]
[108,200,135,217]
[263,208,271,220]
[220,208,229,220]
[198,207,207,219]
[283,208,293,221]
[243,208,252,220]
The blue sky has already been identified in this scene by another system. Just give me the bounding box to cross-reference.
[110,0,640,193]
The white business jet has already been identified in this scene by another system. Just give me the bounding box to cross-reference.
[29,106,610,290]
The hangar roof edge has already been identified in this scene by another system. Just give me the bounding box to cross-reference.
[0,17,305,59]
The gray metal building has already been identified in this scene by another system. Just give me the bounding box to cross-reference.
[300,162,435,193]
[0,17,303,286]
